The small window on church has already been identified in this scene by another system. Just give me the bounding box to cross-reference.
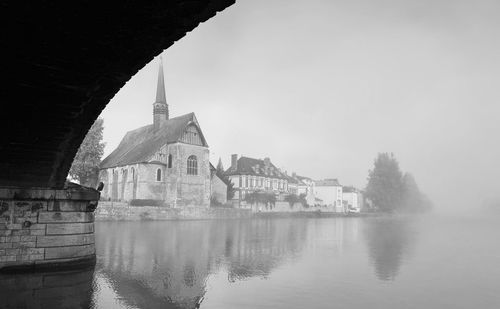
[187,155,198,175]
[156,168,162,181]
[168,154,173,168]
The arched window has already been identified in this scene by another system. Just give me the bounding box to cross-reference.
[131,167,135,181]
[156,168,162,181]
[187,155,198,175]
[168,154,173,168]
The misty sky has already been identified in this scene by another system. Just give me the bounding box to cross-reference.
[99,0,500,211]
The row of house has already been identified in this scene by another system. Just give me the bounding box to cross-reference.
[223,154,363,213]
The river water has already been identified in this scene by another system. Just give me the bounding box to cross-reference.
[2,214,500,308]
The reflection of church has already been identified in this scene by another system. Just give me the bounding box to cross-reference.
[99,59,224,207]
[94,219,309,308]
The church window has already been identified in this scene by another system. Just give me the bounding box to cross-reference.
[187,155,198,175]
[168,154,173,168]
[156,168,162,181]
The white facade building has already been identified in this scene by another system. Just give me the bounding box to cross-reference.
[342,186,362,213]
[314,179,344,212]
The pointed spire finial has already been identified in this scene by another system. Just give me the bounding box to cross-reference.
[155,56,167,104]
[153,54,169,129]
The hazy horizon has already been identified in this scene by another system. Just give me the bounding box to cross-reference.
[99,0,500,212]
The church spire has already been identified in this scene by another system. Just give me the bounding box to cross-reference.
[153,56,169,129]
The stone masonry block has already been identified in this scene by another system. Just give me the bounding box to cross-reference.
[0,243,13,249]
[20,236,36,242]
[29,254,44,261]
[37,234,94,248]
[0,256,16,262]
[48,200,90,212]
[0,230,12,236]
[5,248,20,255]
[4,236,20,242]
[46,223,94,235]
[38,212,94,223]
[17,242,37,249]
[30,230,46,236]
[12,230,30,236]
[29,224,46,230]
[27,248,44,255]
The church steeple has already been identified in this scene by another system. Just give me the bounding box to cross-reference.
[153,56,169,130]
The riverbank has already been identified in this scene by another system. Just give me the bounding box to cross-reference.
[95,202,378,221]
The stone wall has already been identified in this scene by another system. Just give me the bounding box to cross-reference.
[95,202,251,221]
[0,184,99,271]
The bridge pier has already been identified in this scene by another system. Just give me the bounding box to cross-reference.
[0,183,99,271]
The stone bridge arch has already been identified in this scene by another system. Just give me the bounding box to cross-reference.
[0,0,234,271]
[2,0,234,188]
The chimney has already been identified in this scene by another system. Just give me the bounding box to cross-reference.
[231,154,238,170]
[264,157,270,167]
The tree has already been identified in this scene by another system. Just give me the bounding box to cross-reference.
[365,153,404,212]
[244,191,276,210]
[285,194,300,209]
[68,118,105,187]
[365,153,433,213]
[401,173,433,213]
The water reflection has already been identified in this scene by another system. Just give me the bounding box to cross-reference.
[0,217,423,308]
[363,216,418,281]
[94,219,309,308]
[0,267,94,309]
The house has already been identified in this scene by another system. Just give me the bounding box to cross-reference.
[342,186,362,213]
[224,154,289,204]
[292,173,316,206]
[314,178,344,212]
[98,59,213,207]
[286,175,299,195]
[210,163,228,205]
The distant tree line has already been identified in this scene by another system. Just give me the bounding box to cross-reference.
[365,152,433,213]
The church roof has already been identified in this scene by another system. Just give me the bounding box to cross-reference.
[100,113,206,169]
[224,156,288,180]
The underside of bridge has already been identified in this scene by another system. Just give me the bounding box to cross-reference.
[2,0,234,188]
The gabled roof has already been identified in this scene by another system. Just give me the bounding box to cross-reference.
[224,156,287,179]
[342,186,359,193]
[100,113,207,169]
[315,178,342,187]
[295,175,312,181]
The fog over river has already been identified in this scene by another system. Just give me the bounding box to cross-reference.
[2,213,499,308]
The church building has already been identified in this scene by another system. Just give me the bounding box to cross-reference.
[99,59,215,207]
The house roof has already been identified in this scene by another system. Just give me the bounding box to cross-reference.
[100,113,207,169]
[315,178,342,187]
[342,186,359,193]
[224,156,288,179]
[295,175,312,181]
[286,175,299,184]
